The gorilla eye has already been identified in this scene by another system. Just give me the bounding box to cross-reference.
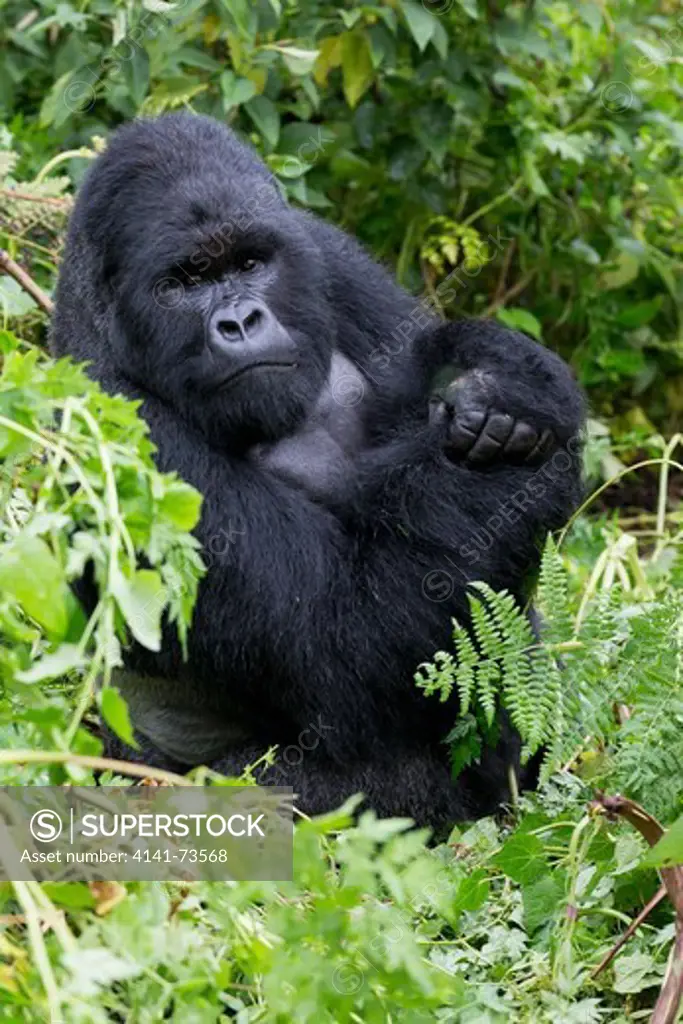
[237,255,262,273]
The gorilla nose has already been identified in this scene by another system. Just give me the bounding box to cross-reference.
[210,301,267,348]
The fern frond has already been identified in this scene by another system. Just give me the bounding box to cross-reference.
[537,536,571,639]
[414,649,456,702]
[417,538,683,822]
[452,623,477,713]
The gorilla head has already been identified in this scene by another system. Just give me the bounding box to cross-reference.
[72,114,335,449]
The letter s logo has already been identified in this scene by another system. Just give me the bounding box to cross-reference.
[29,810,63,842]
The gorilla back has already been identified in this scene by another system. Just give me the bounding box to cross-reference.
[51,113,584,828]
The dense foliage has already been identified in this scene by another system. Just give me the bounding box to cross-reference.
[0,332,681,1020]
[0,0,682,1020]
[1,0,682,434]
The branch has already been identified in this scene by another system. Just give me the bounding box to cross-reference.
[0,248,54,315]
[655,929,683,1024]
[0,749,193,786]
[592,885,666,978]
[483,268,536,317]
[1,187,70,209]
[493,238,516,304]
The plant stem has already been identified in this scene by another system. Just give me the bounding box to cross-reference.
[0,750,194,785]
[461,176,524,228]
[35,148,96,182]
[12,881,62,1022]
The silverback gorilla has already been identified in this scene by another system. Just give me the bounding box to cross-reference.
[51,114,584,827]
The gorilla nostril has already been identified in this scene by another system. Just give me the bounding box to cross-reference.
[243,308,262,334]
[217,318,242,340]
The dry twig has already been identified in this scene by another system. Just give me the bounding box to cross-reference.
[592,885,667,978]
[483,268,536,316]
[1,188,70,209]
[0,248,54,315]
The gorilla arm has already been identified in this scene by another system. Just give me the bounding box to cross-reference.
[362,318,584,468]
[255,318,585,553]
[337,318,585,587]
[300,208,583,470]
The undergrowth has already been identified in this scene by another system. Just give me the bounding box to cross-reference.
[0,332,681,1021]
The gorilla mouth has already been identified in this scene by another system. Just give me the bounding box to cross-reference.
[217,360,297,391]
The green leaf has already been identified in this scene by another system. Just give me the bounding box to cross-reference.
[220,71,257,111]
[39,69,85,129]
[222,0,257,40]
[540,131,589,165]
[314,35,343,86]
[142,0,177,11]
[400,1,437,52]
[457,0,479,17]
[578,2,602,32]
[522,873,564,933]
[275,46,319,76]
[452,868,489,915]
[616,298,662,329]
[42,883,95,910]
[111,567,165,652]
[431,20,449,59]
[641,814,683,869]
[493,832,548,885]
[123,46,150,108]
[100,686,137,747]
[613,833,645,874]
[570,239,601,266]
[496,307,542,340]
[267,154,311,178]
[446,714,482,779]
[599,250,640,290]
[613,952,661,994]
[633,38,670,66]
[493,70,526,90]
[245,95,281,149]
[0,330,20,354]
[645,247,679,303]
[0,536,71,640]
[158,481,202,531]
[0,278,38,318]
[16,644,83,683]
[339,10,363,29]
[341,31,374,108]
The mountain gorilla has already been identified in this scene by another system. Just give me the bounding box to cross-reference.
[51,113,584,827]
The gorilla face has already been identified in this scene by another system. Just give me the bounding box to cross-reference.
[119,210,333,449]
[84,118,335,450]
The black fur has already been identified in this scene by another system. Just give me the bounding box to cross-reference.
[51,113,584,827]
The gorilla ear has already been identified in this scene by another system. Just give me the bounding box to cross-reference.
[73,213,119,299]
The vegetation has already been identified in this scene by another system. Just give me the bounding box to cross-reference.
[0,0,682,1020]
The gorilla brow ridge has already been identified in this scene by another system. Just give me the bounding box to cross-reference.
[166,182,283,288]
